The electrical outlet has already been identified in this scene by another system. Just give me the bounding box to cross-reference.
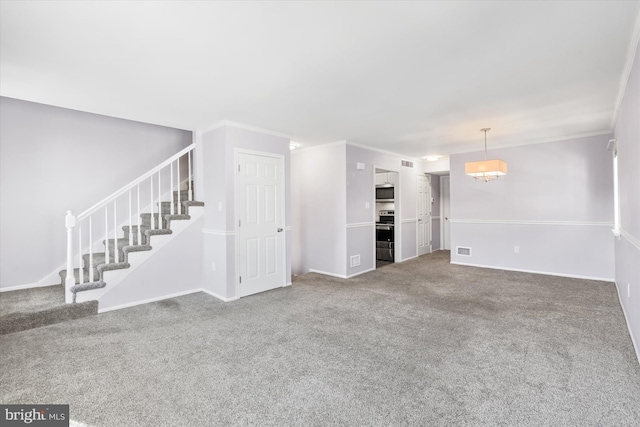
[365,202,370,209]
[217,202,223,211]
[514,246,520,254]
[628,282,631,298]
[211,262,216,271]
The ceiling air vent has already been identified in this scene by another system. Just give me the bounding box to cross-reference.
[401,160,414,168]
[456,246,472,257]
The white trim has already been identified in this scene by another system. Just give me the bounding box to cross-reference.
[284,282,292,287]
[202,228,235,236]
[308,269,347,279]
[346,222,374,228]
[201,288,239,302]
[621,228,640,251]
[198,120,291,139]
[0,281,57,292]
[449,219,613,227]
[402,218,418,223]
[611,8,640,130]
[615,281,640,366]
[346,140,420,163]
[346,267,375,278]
[450,261,614,282]
[98,288,203,313]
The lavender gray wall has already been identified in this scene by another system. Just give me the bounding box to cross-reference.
[450,134,614,280]
[613,40,640,360]
[291,143,347,277]
[430,174,441,250]
[0,97,192,289]
[201,125,291,300]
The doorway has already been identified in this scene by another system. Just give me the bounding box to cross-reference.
[441,175,451,250]
[417,174,432,256]
[236,151,286,297]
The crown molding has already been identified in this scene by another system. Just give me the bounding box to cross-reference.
[197,120,291,139]
[611,7,640,130]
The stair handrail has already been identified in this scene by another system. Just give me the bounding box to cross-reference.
[77,143,195,221]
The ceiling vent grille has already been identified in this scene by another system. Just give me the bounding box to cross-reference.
[401,160,414,168]
[456,246,472,257]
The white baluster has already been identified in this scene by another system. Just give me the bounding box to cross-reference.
[188,150,193,201]
[170,161,175,215]
[104,206,109,266]
[158,171,162,228]
[113,200,118,263]
[128,190,133,246]
[150,177,155,230]
[78,225,83,284]
[137,184,141,246]
[89,216,94,282]
[177,158,181,213]
[65,211,76,303]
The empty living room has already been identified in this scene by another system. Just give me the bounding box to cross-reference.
[1,1,639,426]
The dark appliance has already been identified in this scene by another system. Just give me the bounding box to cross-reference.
[376,210,395,261]
[375,186,394,201]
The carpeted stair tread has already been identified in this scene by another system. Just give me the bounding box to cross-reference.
[83,252,115,266]
[97,262,130,274]
[144,228,173,237]
[71,281,106,294]
[122,245,152,254]
[59,267,101,285]
[183,201,204,208]
[0,285,98,335]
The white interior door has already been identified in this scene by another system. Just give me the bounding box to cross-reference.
[442,176,451,250]
[237,151,285,297]
[417,174,431,256]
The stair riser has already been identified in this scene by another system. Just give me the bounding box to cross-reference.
[140,213,168,229]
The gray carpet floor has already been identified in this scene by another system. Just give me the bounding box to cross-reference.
[1,251,639,426]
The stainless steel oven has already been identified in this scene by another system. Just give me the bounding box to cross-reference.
[376,210,394,261]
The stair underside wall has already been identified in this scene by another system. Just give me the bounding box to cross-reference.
[96,212,204,312]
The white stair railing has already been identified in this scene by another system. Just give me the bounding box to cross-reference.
[64,144,195,303]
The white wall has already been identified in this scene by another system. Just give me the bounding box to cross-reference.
[0,97,192,289]
[200,124,291,300]
[291,142,347,277]
[613,39,640,360]
[450,134,615,280]
[430,174,441,250]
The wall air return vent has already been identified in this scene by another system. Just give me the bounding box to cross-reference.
[401,160,414,168]
[456,246,472,257]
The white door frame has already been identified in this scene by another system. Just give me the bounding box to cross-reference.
[373,166,401,264]
[417,173,432,256]
[440,175,450,251]
[234,148,287,298]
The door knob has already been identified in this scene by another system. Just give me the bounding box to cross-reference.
[277,228,283,232]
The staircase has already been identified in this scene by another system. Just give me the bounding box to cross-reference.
[0,145,203,335]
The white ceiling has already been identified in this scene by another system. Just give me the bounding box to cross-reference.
[1,1,639,158]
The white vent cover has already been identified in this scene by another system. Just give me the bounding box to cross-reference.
[456,246,472,257]
[350,254,361,267]
[401,160,414,168]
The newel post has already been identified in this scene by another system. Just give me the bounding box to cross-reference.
[65,211,76,303]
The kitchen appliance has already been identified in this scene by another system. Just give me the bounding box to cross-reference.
[376,210,394,261]
[375,186,394,201]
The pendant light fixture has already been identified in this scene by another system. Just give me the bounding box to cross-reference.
[465,128,507,182]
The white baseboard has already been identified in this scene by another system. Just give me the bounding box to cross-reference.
[347,267,375,278]
[614,281,640,366]
[201,288,239,302]
[308,269,347,279]
[397,255,418,263]
[450,261,615,282]
[284,282,292,287]
[98,288,203,313]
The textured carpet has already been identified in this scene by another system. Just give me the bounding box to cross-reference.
[0,285,98,335]
[1,251,639,426]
